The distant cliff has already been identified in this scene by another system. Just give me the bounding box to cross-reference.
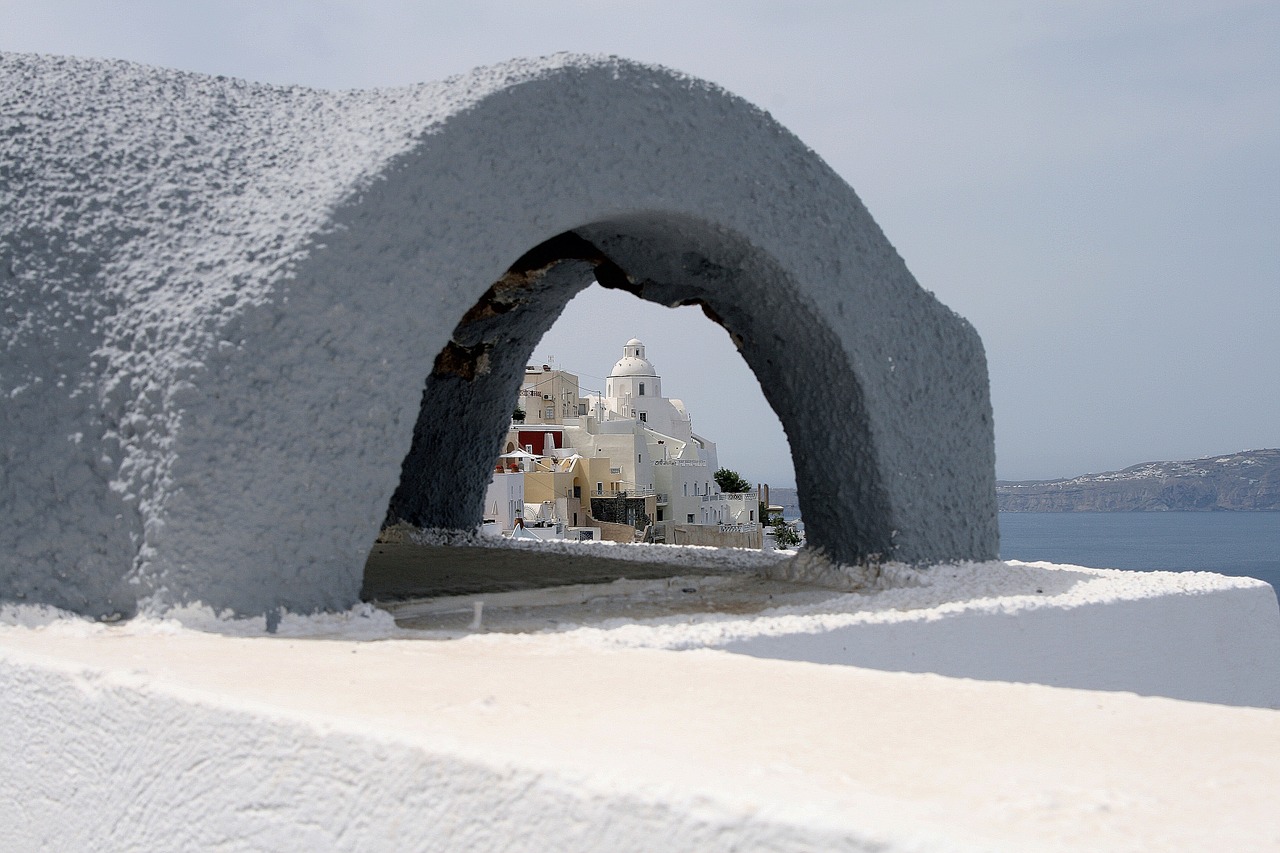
[997,449,1280,512]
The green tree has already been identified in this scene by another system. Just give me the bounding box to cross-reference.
[771,519,802,548]
[714,467,752,494]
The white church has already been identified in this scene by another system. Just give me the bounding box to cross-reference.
[486,339,759,544]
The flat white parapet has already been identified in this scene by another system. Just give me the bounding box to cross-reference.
[1,614,1278,851]
[383,556,1280,708]
[3,562,1279,850]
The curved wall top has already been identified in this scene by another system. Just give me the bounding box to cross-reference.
[0,51,997,618]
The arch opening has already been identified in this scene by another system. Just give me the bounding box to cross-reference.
[361,217,890,602]
[486,281,795,549]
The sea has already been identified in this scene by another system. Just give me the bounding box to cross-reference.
[769,486,802,522]
[1000,511,1280,592]
[773,485,1279,593]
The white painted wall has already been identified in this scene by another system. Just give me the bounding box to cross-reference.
[3,569,1279,852]
[482,472,525,531]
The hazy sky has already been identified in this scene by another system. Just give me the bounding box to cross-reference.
[5,1,1277,486]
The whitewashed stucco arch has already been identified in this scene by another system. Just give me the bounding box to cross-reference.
[0,52,997,618]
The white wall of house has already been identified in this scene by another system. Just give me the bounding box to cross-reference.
[483,472,525,532]
[723,492,758,525]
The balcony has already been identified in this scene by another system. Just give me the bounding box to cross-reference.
[719,523,758,534]
[599,487,656,499]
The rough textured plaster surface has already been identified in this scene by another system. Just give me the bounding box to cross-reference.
[0,655,888,852]
[1,51,996,617]
[3,620,1279,851]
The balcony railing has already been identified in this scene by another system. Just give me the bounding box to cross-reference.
[595,488,656,499]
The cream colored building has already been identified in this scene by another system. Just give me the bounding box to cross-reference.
[516,362,584,426]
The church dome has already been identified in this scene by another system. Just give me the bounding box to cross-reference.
[610,339,657,378]
[611,354,656,377]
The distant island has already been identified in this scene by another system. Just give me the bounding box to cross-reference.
[997,449,1280,512]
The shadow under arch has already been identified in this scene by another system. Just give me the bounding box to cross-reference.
[389,216,892,567]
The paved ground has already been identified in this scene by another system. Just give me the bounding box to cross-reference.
[360,540,757,601]
[383,573,841,633]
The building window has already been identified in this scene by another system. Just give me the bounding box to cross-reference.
[597,482,603,495]
[657,508,664,521]
[750,510,754,521]
[638,382,645,396]
[687,514,695,523]
[637,454,641,463]
[545,407,554,418]
[639,411,647,422]
[578,403,587,416]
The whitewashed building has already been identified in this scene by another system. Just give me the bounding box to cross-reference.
[594,339,725,530]
[481,471,525,536]
[509,341,759,541]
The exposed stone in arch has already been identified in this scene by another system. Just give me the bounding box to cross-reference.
[0,51,997,618]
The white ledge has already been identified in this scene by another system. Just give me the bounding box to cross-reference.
[384,558,1280,708]
[3,562,1279,850]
